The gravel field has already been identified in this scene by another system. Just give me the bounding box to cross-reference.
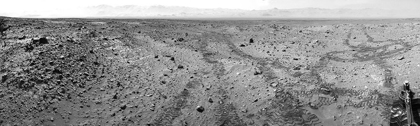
[1,18,420,126]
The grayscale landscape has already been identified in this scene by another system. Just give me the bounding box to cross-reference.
[2,0,420,126]
[1,17,420,125]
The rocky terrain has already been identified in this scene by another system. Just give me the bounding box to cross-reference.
[1,17,420,126]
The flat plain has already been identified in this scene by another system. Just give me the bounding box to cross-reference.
[1,18,420,126]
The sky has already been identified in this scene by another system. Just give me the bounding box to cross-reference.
[264,0,420,10]
[0,0,419,18]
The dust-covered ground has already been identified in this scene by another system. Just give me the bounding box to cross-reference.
[1,18,420,126]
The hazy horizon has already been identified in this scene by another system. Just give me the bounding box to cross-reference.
[1,0,420,18]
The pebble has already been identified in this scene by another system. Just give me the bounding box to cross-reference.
[196,106,205,113]
[208,98,214,103]
[270,82,278,87]
[241,108,248,113]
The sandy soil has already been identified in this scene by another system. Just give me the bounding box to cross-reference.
[1,18,420,126]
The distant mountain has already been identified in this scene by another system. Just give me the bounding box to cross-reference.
[83,5,420,18]
[3,5,419,18]
[84,5,245,18]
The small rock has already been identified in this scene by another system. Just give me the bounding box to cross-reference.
[398,56,405,60]
[249,38,254,43]
[208,98,214,103]
[241,108,248,113]
[270,82,278,87]
[177,38,184,42]
[196,106,205,113]
[39,37,48,44]
[146,94,153,97]
[177,65,184,69]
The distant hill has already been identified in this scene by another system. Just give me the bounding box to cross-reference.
[3,5,420,18]
[83,5,420,18]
